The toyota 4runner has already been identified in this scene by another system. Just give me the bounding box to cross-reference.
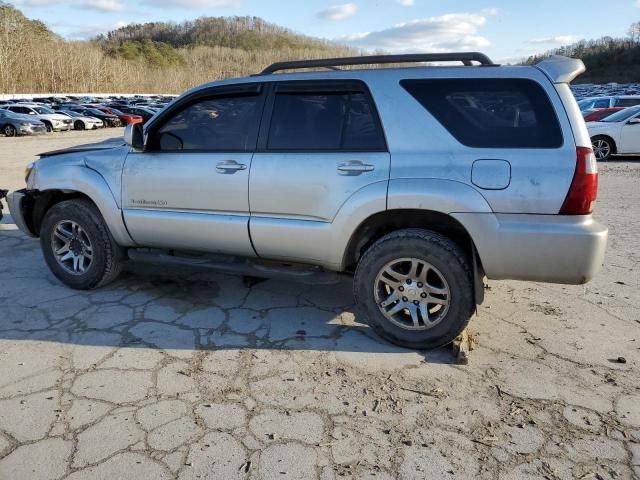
[7,53,608,349]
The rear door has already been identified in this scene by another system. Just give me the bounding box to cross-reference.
[249,80,389,262]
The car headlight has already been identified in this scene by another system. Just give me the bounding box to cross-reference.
[25,162,35,182]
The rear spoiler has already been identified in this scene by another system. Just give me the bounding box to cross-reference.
[535,55,585,84]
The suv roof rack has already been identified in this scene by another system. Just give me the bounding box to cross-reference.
[259,52,497,75]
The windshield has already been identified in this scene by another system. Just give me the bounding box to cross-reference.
[602,107,640,123]
[33,106,55,114]
[87,108,106,116]
[109,107,124,115]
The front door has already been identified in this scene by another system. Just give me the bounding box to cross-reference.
[122,85,265,256]
[249,80,390,263]
[619,112,640,154]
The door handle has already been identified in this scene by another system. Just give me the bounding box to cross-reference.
[337,161,375,175]
[216,160,247,174]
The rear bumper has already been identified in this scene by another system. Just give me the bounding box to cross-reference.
[453,213,608,285]
[6,190,37,237]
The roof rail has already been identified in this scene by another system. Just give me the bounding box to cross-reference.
[259,52,497,75]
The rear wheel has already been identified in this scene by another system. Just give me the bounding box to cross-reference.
[592,136,614,161]
[3,124,17,137]
[354,229,474,350]
[40,199,125,290]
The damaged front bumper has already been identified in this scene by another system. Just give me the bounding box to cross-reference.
[6,190,37,237]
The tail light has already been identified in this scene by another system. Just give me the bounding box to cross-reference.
[559,147,598,215]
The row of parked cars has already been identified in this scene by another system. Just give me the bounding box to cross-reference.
[0,95,175,137]
[575,93,640,161]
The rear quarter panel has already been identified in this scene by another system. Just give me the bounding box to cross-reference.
[366,67,578,214]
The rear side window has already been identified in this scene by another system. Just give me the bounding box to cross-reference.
[267,89,386,151]
[616,98,640,107]
[593,98,611,108]
[401,79,563,148]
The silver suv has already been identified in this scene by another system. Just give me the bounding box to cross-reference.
[7,53,608,349]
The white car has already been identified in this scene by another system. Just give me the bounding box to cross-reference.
[3,104,72,132]
[56,111,104,130]
[587,106,640,161]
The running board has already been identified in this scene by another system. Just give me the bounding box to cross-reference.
[127,249,347,285]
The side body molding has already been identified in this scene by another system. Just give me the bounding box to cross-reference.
[31,163,134,247]
[387,178,493,213]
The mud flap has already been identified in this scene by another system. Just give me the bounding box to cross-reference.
[472,241,485,306]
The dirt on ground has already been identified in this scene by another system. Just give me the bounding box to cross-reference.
[0,129,638,479]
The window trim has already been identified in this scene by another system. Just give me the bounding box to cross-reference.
[256,80,388,153]
[400,78,565,150]
[144,83,266,153]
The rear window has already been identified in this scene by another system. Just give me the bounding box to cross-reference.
[400,79,563,148]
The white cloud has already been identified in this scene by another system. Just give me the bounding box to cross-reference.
[396,0,414,6]
[140,0,239,6]
[316,3,358,21]
[76,0,125,12]
[529,35,578,45]
[338,10,496,52]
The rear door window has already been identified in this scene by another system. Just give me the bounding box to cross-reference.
[266,84,386,151]
[593,98,611,108]
[401,78,563,148]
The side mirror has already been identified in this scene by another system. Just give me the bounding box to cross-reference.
[628,118,640,125]
[124,123,145,150]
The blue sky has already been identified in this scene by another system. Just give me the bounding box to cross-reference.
[8,0,640,63]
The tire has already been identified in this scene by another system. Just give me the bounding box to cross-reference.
[42,121,53,133]
[353,229,474,350]
[592,136,614,161]
[3,124,17,137]
[40,199,125,290]
[74,120,85,131]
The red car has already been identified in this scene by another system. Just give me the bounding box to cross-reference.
[95,106,143,125]
[583,107,624,122]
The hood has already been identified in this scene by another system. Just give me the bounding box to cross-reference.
[39,136,125,158]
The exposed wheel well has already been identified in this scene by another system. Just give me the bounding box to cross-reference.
[24,190,95,236]
[591,135,617,154]
[343,209,477,272]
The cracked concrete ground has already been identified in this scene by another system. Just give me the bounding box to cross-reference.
[0,130,639,479]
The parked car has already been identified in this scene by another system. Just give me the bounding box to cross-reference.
[55,110,104,130]
[65,107,121,127]
[2,104,72,132]
[583,107,624,122]
[6,53,608,349]
[0,109,47,137]
[578,95,640,113]
[587,105,640,161]
[117,106,157,123]
[93,106,143,125]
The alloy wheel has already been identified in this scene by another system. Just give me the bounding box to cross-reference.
[50,220,94,275]
[374,257,450,331]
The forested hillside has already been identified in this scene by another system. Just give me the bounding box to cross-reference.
[0,3,352,94]
[525,22,640,83]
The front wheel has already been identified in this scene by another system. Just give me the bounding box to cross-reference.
[74,120,85,130]
[40,199,125,290]
[43,121,53,132]
[353,229,474,350]
[592,136,613,161]
[3,124,17,137]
